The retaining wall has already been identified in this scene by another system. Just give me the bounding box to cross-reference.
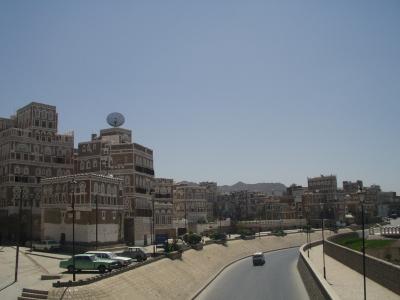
[326,232,400,295]
[297,241,340,300]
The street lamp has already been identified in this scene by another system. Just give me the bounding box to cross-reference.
[69,178,78,282]
[151,191,155,257]
[320,202,326,280]
[14,186,27,282]
[358,188,367,300]
[95,194,98,250]
[30,193,34,252]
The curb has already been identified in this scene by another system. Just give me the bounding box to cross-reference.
[190,245,302,300]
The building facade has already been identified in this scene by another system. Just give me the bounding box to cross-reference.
[153,178,175,239]
[76,127,155,246]
[173,184,208,233]
[41,174,124,244]
[0,102,74,242]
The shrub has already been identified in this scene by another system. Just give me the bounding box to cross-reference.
[209,232,227,241]
[238,229,255,238]
[164,239,182,253]
[272,229,287,237]
[182,233,202,245]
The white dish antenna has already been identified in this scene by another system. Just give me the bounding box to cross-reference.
[106,112,125,127]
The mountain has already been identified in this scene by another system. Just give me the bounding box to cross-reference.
[217,181,287,195]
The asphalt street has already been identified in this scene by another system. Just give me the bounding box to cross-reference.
[196,247,309,300]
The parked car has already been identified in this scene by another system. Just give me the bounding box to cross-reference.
[252,252,265,266]
[118,247,148,262]
[85,251,133,267]
[59,254,120,273]
[32,240,60,251]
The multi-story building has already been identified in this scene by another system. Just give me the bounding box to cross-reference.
[343,180,363,194]
[307,175,337,201]
[76,127,155,246]
[199,181,217,221]
[0,102,74,242]
[40,173,124,245]
[173,184,208,233]
[153,178,174,239]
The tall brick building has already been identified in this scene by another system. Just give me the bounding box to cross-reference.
[76,127,155,246]
[0,102,74,242]
[153,178,175,239]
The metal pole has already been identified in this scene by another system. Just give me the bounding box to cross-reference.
[72,182,76,282]
[362,203,366,300]
[152,193,155,257]
[30,195,33,252]
[96,195,98,250]
[322,217,326,279]
[307,219,310,258]
[15,188,23,282]
[184,200,187,234]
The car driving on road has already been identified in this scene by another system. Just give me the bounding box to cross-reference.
[252,252,265,266]
[59,254,120,273]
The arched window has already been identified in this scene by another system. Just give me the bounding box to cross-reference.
[94,182,98,193]
[80,161,85,170]
[86,161,91,169]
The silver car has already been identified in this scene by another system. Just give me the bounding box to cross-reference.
[86,251,133,267]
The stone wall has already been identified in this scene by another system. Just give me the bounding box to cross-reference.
[326,232,400,295]
[297,241,339,300]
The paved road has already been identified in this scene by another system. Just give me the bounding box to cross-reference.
[196,247,309,300]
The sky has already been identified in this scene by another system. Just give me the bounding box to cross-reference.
[1,1,399,193]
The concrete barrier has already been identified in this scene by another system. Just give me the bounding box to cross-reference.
[297,241,340,300]
[326,232,400,295]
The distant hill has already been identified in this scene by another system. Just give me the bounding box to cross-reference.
[218,181,287,195]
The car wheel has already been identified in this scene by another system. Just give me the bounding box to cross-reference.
[67,266,74,273]
[98,265,106,274]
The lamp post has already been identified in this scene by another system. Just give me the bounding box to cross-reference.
[30,194,34,252]
[320,202,326,280]
[151,192,155,257]
[306,212,310,258]
[95,194,98,250]
[358,188,367,300]
[184,199,188,234]
[69,178,78,282]
[14,186,26,282]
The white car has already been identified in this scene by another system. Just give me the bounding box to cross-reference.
[32,240,61,251]
[86,251,133,267]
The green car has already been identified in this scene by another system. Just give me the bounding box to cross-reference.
[59,254,120,273]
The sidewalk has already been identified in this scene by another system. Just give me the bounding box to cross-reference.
[308,244,398,300]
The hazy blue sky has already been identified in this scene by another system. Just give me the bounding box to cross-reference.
[1,1,399,192]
